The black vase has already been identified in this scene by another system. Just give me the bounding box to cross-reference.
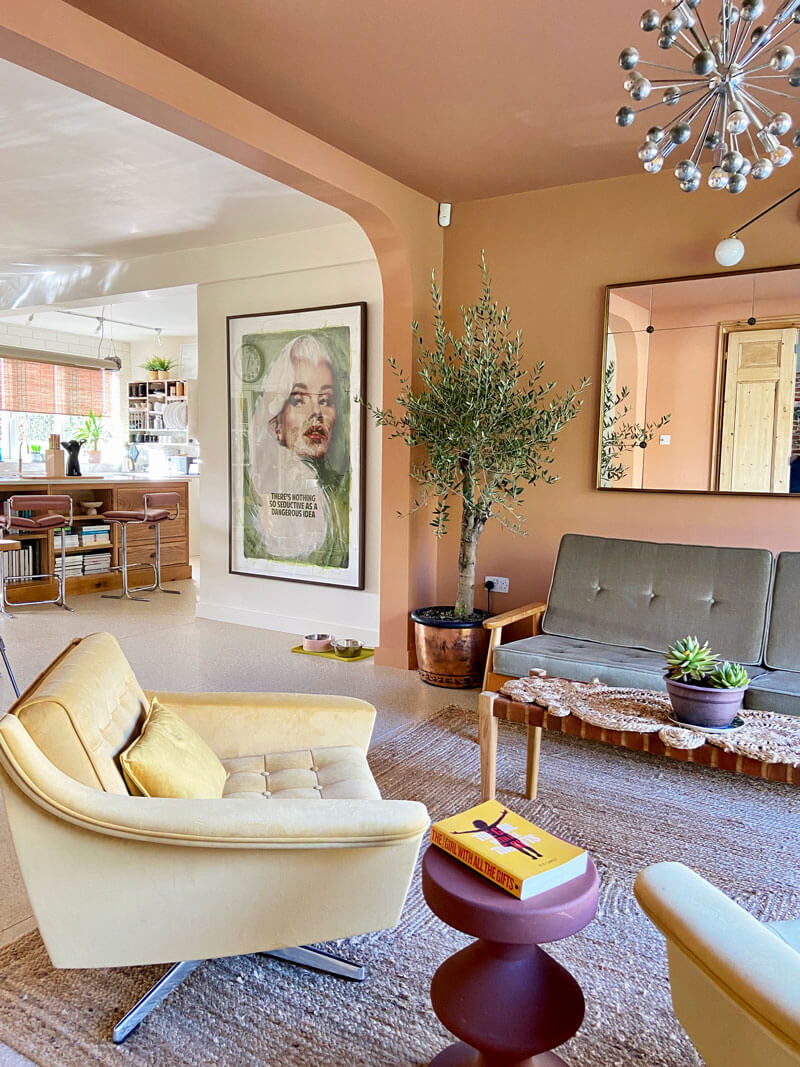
[61,439,84,477]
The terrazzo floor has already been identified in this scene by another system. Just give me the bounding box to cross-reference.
[0,566,476,1065]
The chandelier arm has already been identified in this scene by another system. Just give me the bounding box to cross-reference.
[722,0,735,63]
[647,78,714,86]
[688,25,709,53]
[638,60,702,73]
[675,27,702,54]
[730,15,751,66]
[745,61,784,74]
[737,85,778,117]
[693,5,713,51]
[671,39,699,61]
[744,124,763,159]
[666,87,720,129]
[744,83,799,99]
[690,96,722,162]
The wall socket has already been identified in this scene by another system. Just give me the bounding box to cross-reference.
[485,575,509,593]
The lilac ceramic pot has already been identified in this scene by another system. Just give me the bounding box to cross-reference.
[664,676,746,728]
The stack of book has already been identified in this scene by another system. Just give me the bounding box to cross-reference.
[54,530,80,551]
[81,525,111,547]
[63,556,83,577]
[83,552,112,575]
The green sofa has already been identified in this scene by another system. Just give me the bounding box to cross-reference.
[485,534,800,717]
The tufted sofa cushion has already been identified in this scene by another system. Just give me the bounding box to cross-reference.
[764,551,800,672]
[542,534,773,664]
[221,746,381,800]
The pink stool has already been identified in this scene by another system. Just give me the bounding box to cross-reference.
[102,492,181,602]
[1,495,74,617]
[422,845,599,1066]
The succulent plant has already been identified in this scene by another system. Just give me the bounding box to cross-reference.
[665,635,719,682]
[708,661,750,690]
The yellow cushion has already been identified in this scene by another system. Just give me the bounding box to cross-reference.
[120,699,228,799]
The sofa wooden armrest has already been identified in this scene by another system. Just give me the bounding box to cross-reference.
[482,601,547,691]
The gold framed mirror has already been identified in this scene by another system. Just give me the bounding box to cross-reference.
[598,265,800,495]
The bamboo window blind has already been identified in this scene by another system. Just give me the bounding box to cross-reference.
[0,358,111,416]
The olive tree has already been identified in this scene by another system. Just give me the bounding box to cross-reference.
[367,253,587,618]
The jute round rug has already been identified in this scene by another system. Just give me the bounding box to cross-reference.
[0,704,797,1066]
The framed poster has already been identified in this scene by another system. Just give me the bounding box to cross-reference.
[227,302,366,589]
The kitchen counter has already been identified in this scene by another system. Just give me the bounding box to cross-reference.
[0,474,195,485]
[0,477,191,600]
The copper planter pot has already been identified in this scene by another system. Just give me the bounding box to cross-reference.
[411,607,491,689]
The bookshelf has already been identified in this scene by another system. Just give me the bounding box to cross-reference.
[128,379,189,444]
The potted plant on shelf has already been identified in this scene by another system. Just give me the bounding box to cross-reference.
[366,253,587,688]
[69,410,109,465]
[141,356,175,380]
[664,636,750,728]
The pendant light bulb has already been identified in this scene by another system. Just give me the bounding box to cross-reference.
[714,235,746,266]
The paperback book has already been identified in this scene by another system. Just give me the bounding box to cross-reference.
[431,801,588,900]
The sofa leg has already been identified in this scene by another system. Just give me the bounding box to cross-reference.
[112,959,203,1044]
[265,945,366,981]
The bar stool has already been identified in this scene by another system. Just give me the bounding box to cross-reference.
[1,495,74,616]
[102,492,181,602]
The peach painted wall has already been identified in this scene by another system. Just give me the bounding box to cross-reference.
[439,172,800,611]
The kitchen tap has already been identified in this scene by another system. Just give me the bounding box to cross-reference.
[17,440,29,474]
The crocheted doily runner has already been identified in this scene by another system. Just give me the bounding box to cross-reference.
[499,675,800,766]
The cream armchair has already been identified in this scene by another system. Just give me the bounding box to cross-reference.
[635,862,800,1067]
[0,633,428,1042]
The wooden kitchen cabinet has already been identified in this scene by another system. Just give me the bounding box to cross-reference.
[0,477,192,602]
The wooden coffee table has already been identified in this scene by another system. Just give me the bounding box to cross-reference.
[479,687,799,802]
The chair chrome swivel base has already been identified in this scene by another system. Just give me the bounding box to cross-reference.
[111,944,366,1044]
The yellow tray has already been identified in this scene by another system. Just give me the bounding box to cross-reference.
[291,644,374,663]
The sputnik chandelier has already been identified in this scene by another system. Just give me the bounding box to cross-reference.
[616,0,800,192]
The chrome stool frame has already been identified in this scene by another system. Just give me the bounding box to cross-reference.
[102,492,181,602]
[1,495,74,617]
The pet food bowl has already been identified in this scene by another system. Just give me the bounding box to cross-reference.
[303,634,332,652]
[332,639,363,659]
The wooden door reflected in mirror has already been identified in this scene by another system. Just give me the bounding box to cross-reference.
[598,266,800,496]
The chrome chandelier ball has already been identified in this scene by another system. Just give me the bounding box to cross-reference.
[617,0,800,191]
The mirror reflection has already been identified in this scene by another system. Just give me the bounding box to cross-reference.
[599,267,800,495]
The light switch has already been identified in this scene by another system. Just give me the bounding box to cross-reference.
[660,434,671,445]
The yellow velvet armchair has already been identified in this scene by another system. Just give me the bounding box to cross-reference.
[635,862,800,1067]
[0,633,429,1042]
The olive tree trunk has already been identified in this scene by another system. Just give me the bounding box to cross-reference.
[454,506,485,617]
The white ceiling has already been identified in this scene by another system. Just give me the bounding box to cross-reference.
[0,57,347,337]
[0,287,198,342]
